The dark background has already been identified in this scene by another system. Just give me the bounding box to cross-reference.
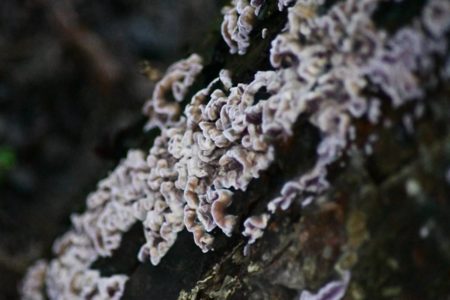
[0,1,223,298]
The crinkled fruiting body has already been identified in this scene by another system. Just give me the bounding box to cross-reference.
[143,54,203,130]
[221,0,257,55]
[242,214,270,244]
[21,0,450,299]
[20,260,47,300]
[299,271,351,300]
[243,0,450,246]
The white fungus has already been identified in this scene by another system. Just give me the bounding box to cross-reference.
[221,0,257,55]
[20,260,48,300]
[143,54,203,130]
[21,0,450,299]
[299,271,351,300]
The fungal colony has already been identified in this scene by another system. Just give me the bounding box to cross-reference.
[21,0,450,299]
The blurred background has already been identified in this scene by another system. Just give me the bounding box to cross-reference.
[0,0,223,298]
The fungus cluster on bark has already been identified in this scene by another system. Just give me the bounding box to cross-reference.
[20,0,450,299]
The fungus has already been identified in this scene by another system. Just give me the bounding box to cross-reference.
[211,189,237,236]
[20,260,48,300]
[221,0,257,55]
[278,0,296,11]
[21,0,450,298]
[143,54,203,130]
[242,213,270,244]
[250,0,265,16]
[241,0,450,247]
[261,28,268,39]
[299,271,351,300]
[422,0,450,38]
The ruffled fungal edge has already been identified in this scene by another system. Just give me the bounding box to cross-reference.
[20,0,450,299]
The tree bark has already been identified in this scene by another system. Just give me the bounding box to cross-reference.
[91,1,450,299]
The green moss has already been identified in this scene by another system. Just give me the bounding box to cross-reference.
[0,146,16,180]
